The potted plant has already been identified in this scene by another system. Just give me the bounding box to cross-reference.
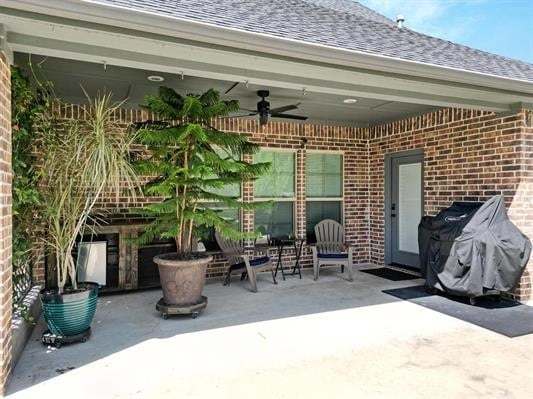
[135,87,268,318]
[37,93,140,344]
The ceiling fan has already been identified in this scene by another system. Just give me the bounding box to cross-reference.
[236,90,308,125]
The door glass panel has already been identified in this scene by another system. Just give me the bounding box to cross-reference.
[398,163,421,254]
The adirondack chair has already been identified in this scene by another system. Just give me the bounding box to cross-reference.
[310,219,354,281]
[215,230,276,292]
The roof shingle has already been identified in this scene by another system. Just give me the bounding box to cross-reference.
[92,0,533,82]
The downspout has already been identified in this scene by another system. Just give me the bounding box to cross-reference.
[366,129,371,264]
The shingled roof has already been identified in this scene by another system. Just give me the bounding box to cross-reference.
[93,0,533,82]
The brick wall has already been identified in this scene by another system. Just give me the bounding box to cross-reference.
[366,108,532,301]
[33,104,533,301]
[33,104,369,283]
[0,52,12,396]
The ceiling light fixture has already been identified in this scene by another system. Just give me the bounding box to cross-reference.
[343,98,358,104]
[147,75,165,82]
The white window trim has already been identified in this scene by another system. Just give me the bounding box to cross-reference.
[306,197,343,202]
[306,149,345,155]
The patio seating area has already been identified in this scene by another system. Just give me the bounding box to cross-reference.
[0,1,532,396]
[8,267,533,398]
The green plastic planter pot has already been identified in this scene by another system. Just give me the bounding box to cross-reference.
[39,282,99,336]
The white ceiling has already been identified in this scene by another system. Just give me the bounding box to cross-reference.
[16,54,438,127]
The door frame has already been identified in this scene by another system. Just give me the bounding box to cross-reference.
[384,149,424,266]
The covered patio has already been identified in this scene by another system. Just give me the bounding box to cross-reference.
[0,0,533,396]
[8,267,533,398]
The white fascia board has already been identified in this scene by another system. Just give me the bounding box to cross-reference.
[0,24,13,63]
[3,16,523,112]
[2,0,532,94]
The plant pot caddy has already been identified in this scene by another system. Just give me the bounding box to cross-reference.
[153,253,212,319]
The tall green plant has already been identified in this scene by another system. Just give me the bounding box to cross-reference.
[135,87,269,254]
[38,94,140,293]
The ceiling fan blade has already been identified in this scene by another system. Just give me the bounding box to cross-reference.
[239,108,258,113]
[220,113,256,119]
[270,103,299,114]
[224,81,239,94]
[270,113,308,120]
[132,120,171,129]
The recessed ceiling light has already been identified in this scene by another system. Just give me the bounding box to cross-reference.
[343,98,358,104]
[147,75,165,82]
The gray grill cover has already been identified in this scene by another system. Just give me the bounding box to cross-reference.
[418,195,531,298]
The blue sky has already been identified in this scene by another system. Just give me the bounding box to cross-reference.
[358,0,533,63]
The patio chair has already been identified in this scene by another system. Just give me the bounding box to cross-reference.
[215,230,276,292]
[310,219,354,281]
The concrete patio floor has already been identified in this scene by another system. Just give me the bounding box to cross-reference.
[7,265,533,398]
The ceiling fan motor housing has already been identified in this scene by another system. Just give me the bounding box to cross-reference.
[257,99,270,113]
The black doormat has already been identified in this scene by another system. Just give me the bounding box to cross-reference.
[383,285,533,338]
[359,267,420,281]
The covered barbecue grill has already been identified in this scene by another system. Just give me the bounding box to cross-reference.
[418,195,531,303]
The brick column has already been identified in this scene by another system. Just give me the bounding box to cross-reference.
[508,110,533,301]
[0,52,12,395]
[295,148,306,240]
[241,152,255,239]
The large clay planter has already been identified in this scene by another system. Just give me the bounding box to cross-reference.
[153,253,213,305]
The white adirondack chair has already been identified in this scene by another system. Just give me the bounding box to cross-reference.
[215,230,276,292]
[310,219,354,281]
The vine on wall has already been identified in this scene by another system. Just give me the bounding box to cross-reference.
[11,65,48,304]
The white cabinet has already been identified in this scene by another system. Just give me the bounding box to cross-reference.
[77,241,107,286]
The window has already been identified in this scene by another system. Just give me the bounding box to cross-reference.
[306,152,343,243]
[198,148,241,251]
[254,150,296,238]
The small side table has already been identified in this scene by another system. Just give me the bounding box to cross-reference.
[272,237,304,280]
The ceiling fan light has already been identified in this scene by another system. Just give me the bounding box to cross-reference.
[259,113,269,125]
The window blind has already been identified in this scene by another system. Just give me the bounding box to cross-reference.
[306,153,342,197]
